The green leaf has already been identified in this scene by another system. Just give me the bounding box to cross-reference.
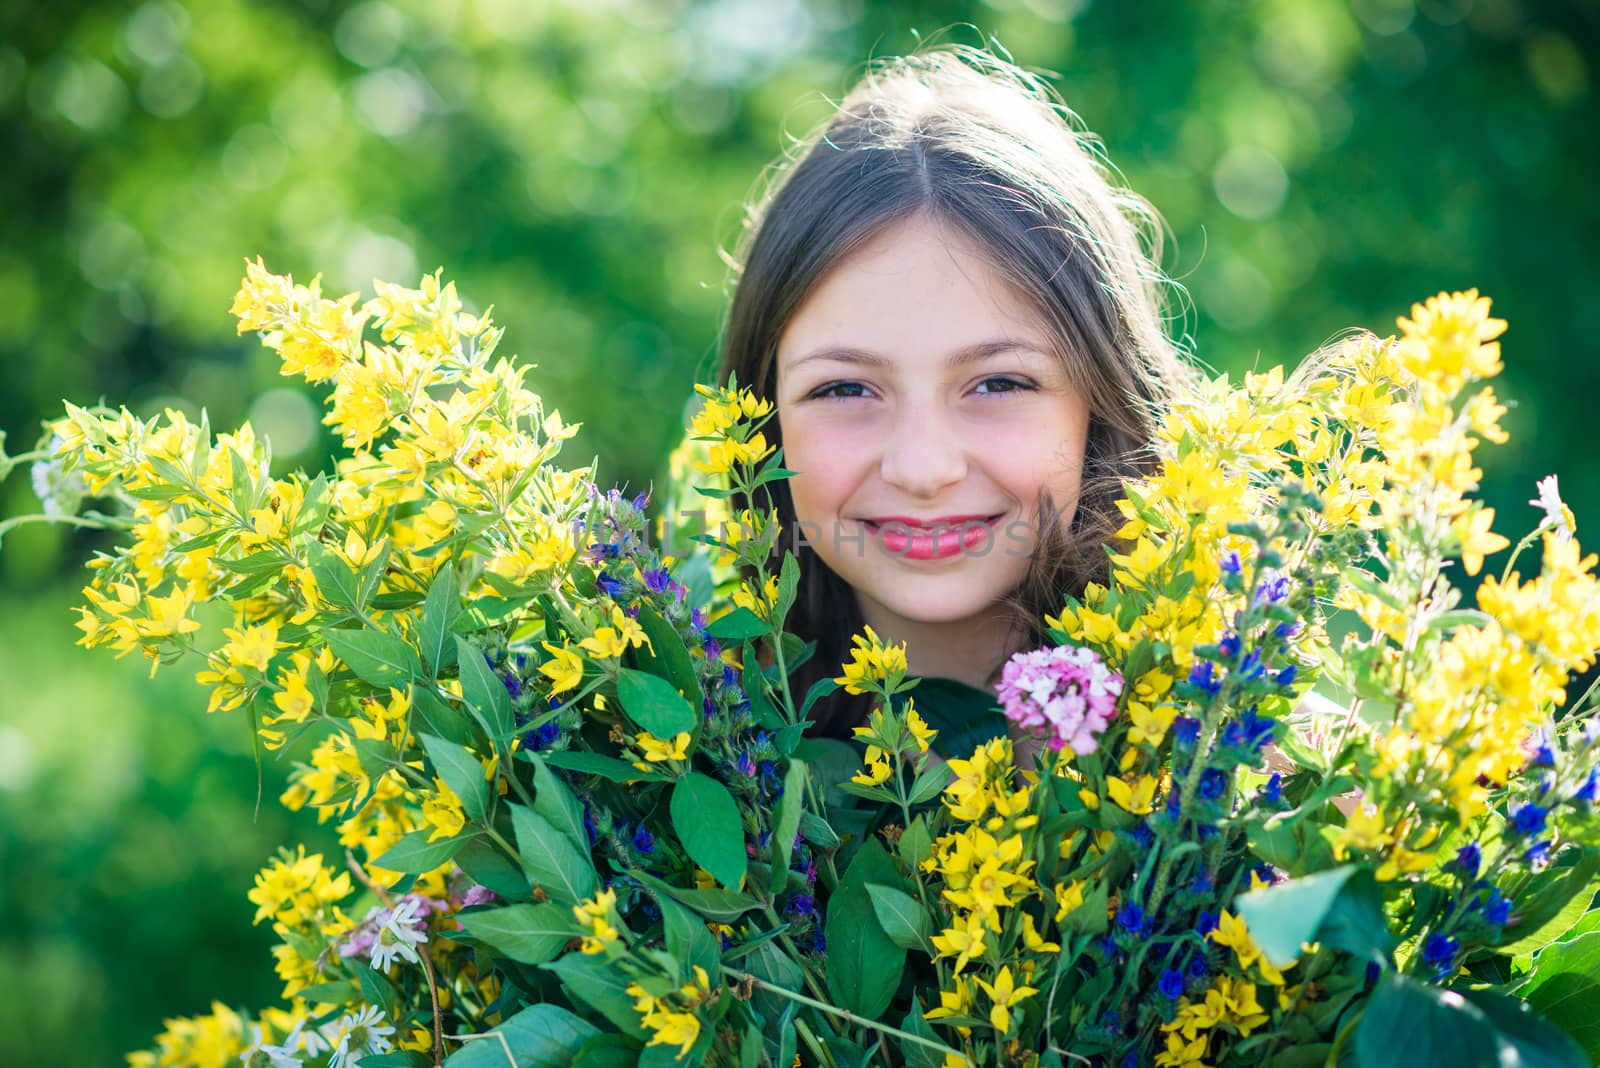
[825,838,908,1019]
[897,815,933,869]
[632,604,699,698]
[454,836,532,901]
[456,635,514,743]
[1235,863,1389,967]
[511,804,598,905]
[865,883,933,951]
[706,607,769,640]
[618,667,698,738]
[323,627,420,689]
[906,762,954,806]
[529,753,588,852]
[572,1034,644,1068]
[419,732,490,824]
[458,902,578,965]
[373,827,473,874]
[1498,879,1597,958]
[774,552,801,622]
[898,999,947,1068]
[670,772,747,890]
[633,871,759,922]
[420,561,460,676]
[769,759,807,894]
[1522,931,1600,1060]
[1457,987,1591,1068]
[657,890,721,980]
[1353,973,1498,1068]
[308,540,364,612]
[358,1054,429,1068]
[1497,856,1600,953]
[442,1002,600,1068]
[541,749,669,782]
[546,954,650,1039]
[413,687,477,748]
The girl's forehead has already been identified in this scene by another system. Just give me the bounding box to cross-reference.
[777,218,1054,376]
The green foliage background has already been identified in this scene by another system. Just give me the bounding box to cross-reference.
[0,0,1594,1064]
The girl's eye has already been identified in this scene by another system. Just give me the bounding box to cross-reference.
[808,381,869,401]
[974,376,1036,395]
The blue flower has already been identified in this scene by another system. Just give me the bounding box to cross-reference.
[786,893,817,918]
[632,826,655,854]
[690,607,708,635]
[1274,620,1303,640]
[1254,573,1291,605]
[1157,968,1184,1000]
[1129,824,1155,850]
[704,636,723,660]
[595,572,627,598]
[1276,664,1298,687]
[1258,773,1283,806]
[1221,706,1276,752]
[1198,768,1228,801]
[1575,770,1598,805]
[1195,911,1219,938]
[1525,840,1553,867]
[632,491,650,512]
[1173,717,1201,746]
[1188,661,1222,695]
[1186,955,1209,980]
[1221,550,1242,574]
[1116,903,1145,932]
[737,752,756,776]
[1239,649,1265,681]
[1219,631,1242,659]
[1483,888,1512,926]
[1509,800,1549,837]
[502,672,522,699]
[1453,843,1482,879]
[1421,931,1459,975]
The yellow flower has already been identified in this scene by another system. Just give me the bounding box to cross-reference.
[905,703,936,752]
[422,778,467,842]
[852,746,893,786]
[636,731,691,764]
[975,965,1038,1033]
[1106,774,1158,815]
[539,641,584,694]
[579,605,654,660]
[573,888,620,954]
[832,625,909,695]
[923,974,977,1038]
[1054,880,1086,923]
[1451,506,1509,576]
[930,910,987,974]
[221,621,282,672]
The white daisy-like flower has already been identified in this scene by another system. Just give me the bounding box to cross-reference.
[369,896,429,971]
[322,1006,395,1068]
[1530,474,1577,542]
[239,1023,302,1068]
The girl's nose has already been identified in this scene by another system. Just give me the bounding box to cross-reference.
[877,402,968,499]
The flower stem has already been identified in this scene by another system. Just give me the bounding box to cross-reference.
[724,968,972,1064]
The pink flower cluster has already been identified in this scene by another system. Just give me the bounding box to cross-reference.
[996,644,1123,755]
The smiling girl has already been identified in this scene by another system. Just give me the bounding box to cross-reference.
[715,44,1197,741]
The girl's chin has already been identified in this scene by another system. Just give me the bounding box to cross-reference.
[857,578,1012,626]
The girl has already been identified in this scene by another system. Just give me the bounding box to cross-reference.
[715,43,1196,743]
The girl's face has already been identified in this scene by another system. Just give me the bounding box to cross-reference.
[775,212,1092,633]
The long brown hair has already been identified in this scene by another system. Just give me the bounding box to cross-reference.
[715,43,1196,736]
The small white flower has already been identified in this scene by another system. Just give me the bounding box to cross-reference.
[322,1006,395,1068]
[1530,475,1577,542]
[369,896,429,970]
[239,1023,302,1068]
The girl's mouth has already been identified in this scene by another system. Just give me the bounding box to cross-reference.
[861,513,1006,561]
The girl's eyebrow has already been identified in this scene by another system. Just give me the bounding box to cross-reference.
[789,338,1045,370]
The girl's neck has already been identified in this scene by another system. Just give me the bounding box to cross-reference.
[855,598,1023,694]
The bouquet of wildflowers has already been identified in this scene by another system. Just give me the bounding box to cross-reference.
[7,265,1600,1068]
[6,260,864,1068]
[803,292,1600,1068]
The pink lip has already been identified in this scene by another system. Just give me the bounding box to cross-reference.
[862,514,1005,561]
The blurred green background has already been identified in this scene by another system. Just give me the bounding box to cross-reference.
[0,0,1594,1063]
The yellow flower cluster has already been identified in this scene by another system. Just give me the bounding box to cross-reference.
[832,625,910,696]
[626,965,715,1058]
[687,382,776,477]
[574,888,621,955]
